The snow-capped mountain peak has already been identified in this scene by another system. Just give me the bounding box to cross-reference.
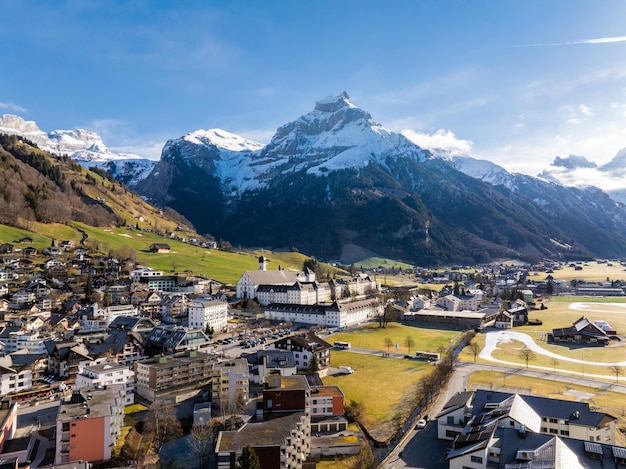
[183,128,265,152]
[314,91,356,112]
[0,113,156,186]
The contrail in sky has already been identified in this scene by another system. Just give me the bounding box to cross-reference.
[518,35,626,47]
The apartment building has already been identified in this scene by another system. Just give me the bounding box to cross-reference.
[211,359,249,411]
[188,299,228,332]
[75,362,135,405]
[439,389,618,469]
[309,385,347,433]
[134,350,215,402]
[54,385,125,465]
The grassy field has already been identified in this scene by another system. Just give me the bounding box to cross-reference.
[355,257,414,270]
[0,221,339,285]
[460,298,626,380]
[328,322,460,354]
[323,351,430,435]
[467,370,626,445]
[322,322,461,439]
[537,261,626,283]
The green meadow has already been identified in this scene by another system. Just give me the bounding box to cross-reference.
[323,322,461,439]
[0,222,331,285]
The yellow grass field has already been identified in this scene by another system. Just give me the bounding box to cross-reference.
[460,297,626,382]
[322,323,461,439]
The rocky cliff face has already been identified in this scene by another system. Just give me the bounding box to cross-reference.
[132,93,626,265]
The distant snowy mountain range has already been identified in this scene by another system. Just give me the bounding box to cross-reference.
[3,101,625,203]
[0,114,155,186]
[3,93,626,264]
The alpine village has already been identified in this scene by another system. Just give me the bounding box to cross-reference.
[2,94,626,469]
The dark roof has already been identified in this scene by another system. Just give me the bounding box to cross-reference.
[217,411,306,450]
[498,427,623,469]
[472,389,612,428]
[436,391,473,418]
[108,315,156,332]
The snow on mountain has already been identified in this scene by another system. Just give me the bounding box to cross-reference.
[263,92,427,177]
[449,155,519,190]
[0,114,50,148]
[537,148,626,204]
[155,92,430,197]
[0,114,147,162]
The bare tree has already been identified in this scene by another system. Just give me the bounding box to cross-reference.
[143,400,183,452]
[519,347,536,369]
[467,341,480,362]
[405,336,416,354]
[384,337,394,353]
[550,357,560,374]
[610,365,623,384]
[189,423,213,468]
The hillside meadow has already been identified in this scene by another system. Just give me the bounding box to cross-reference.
[0,222,336,285]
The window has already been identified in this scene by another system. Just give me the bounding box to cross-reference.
[471,456,483,463]
[549,429,558,434]
[549,418,558,423]
[560,430,569,436]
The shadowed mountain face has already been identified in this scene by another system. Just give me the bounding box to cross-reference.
[134,93,626,265]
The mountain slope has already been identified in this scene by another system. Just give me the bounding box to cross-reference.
[0,133,193,237]
[0,114,156,185]
[133,93,626,265]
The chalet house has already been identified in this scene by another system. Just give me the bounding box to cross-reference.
[43,247,63,256]
[148,243,171,253]
[47,313,81,340]
[552,316,610,346]
[158,294,189,323]
[22,247,37,257]
[45,340,93,380]
[0,244,14,254]
[87,329,146,366]
[44,259,64,270]
[494,311,513,329]
[18,238,32,244]
[268,332,331,373]
[131,291,162,316]
[507,299,529,326]
[59,240,75,250]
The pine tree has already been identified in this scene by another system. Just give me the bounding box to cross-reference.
[237,445,261,469]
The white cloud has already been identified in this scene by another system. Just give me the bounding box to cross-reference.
[110,141,164,161]
[402,129,473,154]
[579,104,592,116]
[0,102,28,113]
[519,35,626,47]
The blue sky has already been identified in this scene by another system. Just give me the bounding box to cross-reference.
[2,1,626,175]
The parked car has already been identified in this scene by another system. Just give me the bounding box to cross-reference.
[416,419,427,430]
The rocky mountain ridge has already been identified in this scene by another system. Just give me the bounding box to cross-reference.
[133,93,626,265]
